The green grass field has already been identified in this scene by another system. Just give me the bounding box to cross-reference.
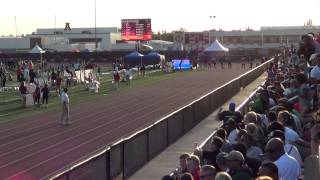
[0,69,191,123]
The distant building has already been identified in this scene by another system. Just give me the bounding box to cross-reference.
[173,26,320,55]
[0,27,175,52]
[1,26,319,54]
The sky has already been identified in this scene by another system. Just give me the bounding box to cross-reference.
[0,0,319,36]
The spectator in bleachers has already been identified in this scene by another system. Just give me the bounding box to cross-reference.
[181,173,194,180]
[170,54,320,180]
[194,136,223,168]
[257,162,279,180]
[255,176,273,180]
[224,150,253,180]
[277,111,311,158]
[235,129,247,144]
[174,153,190,178]
[267,121,285,135]
[266,111,277,123]
[232,143,261,177]
[267,130,303,166]
[240,133,263,161]
[214,172,231,180]
[224,118,239,145]
[216,128,233,153]
[298,34,315,62]
[200,165,216,180]
[244,112,266,147]
[310,54,320,83]
[215,152,228,172]
[278,100,303,135]
[295,73,312,113]
[217,102,243,125]
[162,175,175,180]
[186,155,201,180]
[311,123,320,156]
[264,138,300,180]
[243,111,258,125]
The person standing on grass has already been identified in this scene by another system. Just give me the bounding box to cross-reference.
[60,87,71,125]
[19,81,27,108]
[140,64,146,77]
[56,75,63,95]
[41,83,49,108]
[33,83,41,106]
[113,70,120,91]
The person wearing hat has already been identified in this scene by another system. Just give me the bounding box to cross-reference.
[224,150,253,180]
[217,102,243,125]
[215,152,228,172]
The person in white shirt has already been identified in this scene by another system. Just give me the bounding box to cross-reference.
[60,87,71,125]
[268,130,303,166]
[265,138,300,180]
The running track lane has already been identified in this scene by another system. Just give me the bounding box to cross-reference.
[0,66,247,179]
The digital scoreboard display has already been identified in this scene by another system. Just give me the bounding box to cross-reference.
[172,59,192,70]
[121,19,152,41]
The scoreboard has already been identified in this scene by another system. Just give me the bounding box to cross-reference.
[121,19,152,41]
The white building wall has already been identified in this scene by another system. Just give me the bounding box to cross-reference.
[0,37,30,50]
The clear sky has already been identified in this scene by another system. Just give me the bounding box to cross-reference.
[1,0,319,36]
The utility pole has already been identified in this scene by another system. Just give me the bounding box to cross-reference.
[15,16,18,52]
[54,14,57,49]
[95,0,98,51]
[209,15,216,43]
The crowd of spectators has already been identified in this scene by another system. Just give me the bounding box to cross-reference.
[163,33,320,180]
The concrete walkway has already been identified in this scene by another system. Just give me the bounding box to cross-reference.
[129,73,267,180]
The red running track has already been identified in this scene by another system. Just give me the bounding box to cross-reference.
[0,65,248,179]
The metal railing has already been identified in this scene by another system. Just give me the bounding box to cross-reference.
[46,58,274,180]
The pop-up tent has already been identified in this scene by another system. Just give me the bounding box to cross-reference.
[203,40,229,60]
[29,44,46,67]
[143,51,165,65]
[30,44,46,54]
[204,40,229,52]
[124,51,144,65]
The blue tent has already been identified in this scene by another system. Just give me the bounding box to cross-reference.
[144,51,161,60]
[124,51,144,65]
[125,51,144,60]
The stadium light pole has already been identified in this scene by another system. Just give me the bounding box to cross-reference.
[95,0,97,51]
[209,16,216,44]
[15,16,18,52]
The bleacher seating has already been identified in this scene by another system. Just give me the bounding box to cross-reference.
[167,51,320,180]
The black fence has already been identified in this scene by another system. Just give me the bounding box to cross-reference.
[46,58,273,180]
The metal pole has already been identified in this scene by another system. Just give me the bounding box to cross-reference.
[15,16,18,52]
[95,0,97,51]
[54,14,57,48]
[209,15,216,43]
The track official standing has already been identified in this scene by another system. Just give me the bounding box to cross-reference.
[60,87,71,125]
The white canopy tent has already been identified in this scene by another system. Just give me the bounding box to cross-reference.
[204,40,229,52]
[29,44,46,70]
[29,44,46,54]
